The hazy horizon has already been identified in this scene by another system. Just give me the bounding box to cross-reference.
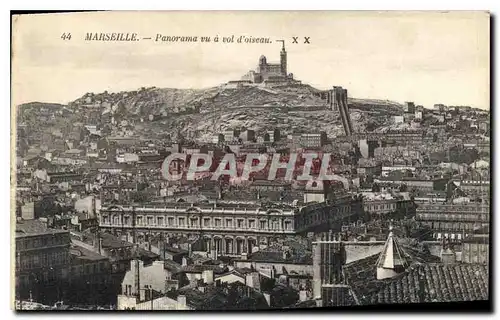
[12,11,490,109]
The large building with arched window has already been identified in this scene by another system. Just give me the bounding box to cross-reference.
[98,194,363,257]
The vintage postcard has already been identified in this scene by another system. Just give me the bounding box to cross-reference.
[11,11,490,311]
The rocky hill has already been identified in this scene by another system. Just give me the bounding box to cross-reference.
[19,83,404,143]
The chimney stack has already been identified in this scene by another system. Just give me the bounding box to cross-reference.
[440,238,456,264]
[98,235,103,255]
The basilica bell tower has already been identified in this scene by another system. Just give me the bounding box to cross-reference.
[279,41,287,77]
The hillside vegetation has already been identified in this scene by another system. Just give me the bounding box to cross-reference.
[18,84,404,143]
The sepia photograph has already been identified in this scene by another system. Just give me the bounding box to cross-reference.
[10,11,491,311]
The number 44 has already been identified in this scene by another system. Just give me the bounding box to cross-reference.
[61,33,72,40]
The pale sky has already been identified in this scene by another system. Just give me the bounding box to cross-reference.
[12,11,490,109]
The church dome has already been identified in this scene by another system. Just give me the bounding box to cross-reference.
[259,55,267,65]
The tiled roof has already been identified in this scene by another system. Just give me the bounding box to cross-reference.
[247,249,312,265]
[322,285,359,307]
[215,268,251,279]
[191,254,212,264]
[163,245,188,255]
[344,245,441,304]
[169,282,269,310]
[288,300,318,309]
[83,231,160,259]
[137,247,159,259]
[190,237,208,252]
[69,244,107,262]
[265,283,301,308]
[15,219,68,237]
[181,264,228,274]
[233,267,254,275]
[163,259,182,272]
[369,264,489,304]
[344,254,386,303]
[99,232,134,249]
[65,149,83,154]
[24,154,42,161]
[47,171,80,177]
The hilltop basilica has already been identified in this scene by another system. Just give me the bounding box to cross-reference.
[240,42,297,85]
